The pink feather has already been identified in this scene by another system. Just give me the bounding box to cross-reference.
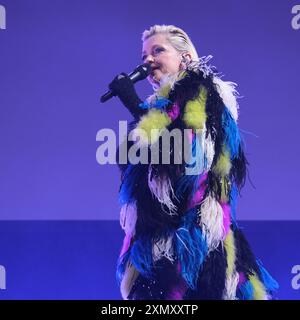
[238,272,247,287]
[167,102,180,121]
[220,202,231,237]
[187,173,207,209]
[120,234,132,257]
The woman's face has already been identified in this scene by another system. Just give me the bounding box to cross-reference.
[142,33,182,87]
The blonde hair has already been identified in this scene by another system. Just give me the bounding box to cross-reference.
[141,24,199,64]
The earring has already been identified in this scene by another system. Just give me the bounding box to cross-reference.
[181,55,187,64]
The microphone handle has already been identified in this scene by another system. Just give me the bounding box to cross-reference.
[100,90,114,103]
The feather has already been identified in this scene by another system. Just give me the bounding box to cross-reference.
[120,201,137,236]
[229,183,239,229]
[120,233,132,257]
[222,107,241,159]
[256,259,279,293]
[212,146,232,176]
[237,280,254,300]
[183,87,207,130]
[138,97,172,110]
[223,229,238,299]
[234,228,261,277]
[120,262,140,300]
[119,164,142,206]
[116,249,131,285]
[203,130,215,171]
[221,202,231,237]
[198,194,225,251]
[187,173,207,209]
[175,209,207,289]
[238,272,247,286]
[213,76,239,122]
[130,237,153,277]
[166,102,180,121]
[185,242,227,299]
[152,235,175,262]
[223,271,239,300]
[184,126,214,176]
[249,273,268,300]
[148,165,178,215]
[224,230,236,276]
[185,130,204,176]
[133,109,172,146]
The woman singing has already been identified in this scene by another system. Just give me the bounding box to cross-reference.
[109,24,278,300]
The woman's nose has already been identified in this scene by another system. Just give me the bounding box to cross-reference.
[145,55,155,64]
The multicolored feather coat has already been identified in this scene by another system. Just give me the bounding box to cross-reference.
[116,61,278,300]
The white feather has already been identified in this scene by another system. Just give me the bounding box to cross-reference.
[204,132,215,170]
[120,262,139,300]
[200,126,215,171]
[213,76,239,122]
[120,202,137,236]
[148,165,177,215]
[198,194,225,251]
[223,271,239,300]
[152,236,175,263]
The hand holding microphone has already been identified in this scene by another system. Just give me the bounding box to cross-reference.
[100,63,152,103]
[100,63,152,119]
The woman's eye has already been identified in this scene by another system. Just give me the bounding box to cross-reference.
[154,47,164,54]
[141,48,164,61]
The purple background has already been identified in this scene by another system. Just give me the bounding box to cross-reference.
[0,0,299,220]
[0,0,300,300]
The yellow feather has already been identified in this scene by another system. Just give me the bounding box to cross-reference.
[213,146,231,176]
[137,109,171,145]
[157,83,171,98]
[183,87,207,130]
[224,229,236,277]
[221,177,229,202]
[249,273,268,300]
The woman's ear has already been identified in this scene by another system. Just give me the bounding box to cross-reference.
[180,52,192,70]
[185,53,192,62]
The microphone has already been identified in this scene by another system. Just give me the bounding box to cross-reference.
[100,63,152,103]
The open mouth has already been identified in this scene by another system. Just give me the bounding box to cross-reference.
[150,66,160,73]
[150,67,160,78]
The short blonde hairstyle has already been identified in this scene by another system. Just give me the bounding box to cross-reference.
[141,24,199,63]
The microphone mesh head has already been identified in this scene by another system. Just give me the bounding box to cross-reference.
[136,63,152,79]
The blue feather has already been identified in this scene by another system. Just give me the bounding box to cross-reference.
[222,107,241,159]
[116,250,131,285]
[116,236,154,284]
[175,208,207,289]
[237,280,254,300]
[185,132,205,174]
[229,183,239,229]
[176,134,205,201]
[119,164,141,205]
[256,259,279,293]
[138,97,171,110]
[130,237,153,277]
[175,173,204,202]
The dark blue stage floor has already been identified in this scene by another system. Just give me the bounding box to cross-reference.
[0,221,299,300]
